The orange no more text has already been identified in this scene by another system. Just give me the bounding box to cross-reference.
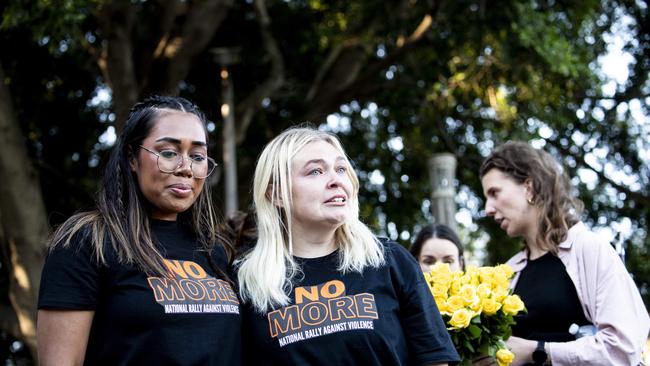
[268,292,378,338]
[147,260,238,303]
[164,259,210,279]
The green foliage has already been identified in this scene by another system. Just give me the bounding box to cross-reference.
[1,0,649,306]
[1,0,102,52]
[447,310,519,365]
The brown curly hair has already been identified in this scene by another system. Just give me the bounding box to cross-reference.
[479,141,583,253]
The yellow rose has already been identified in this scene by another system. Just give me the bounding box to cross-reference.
[445,295,465,313]
[496,264,514,279]
[449,278,462,295]
[477,283,492,299]
[465,266,481,286]
[431,283,449,299]
[469,296,482,313]
[492,287,509,302]
[433,271,453,287]
[502,295,525,315]
[494,280,511,293]
[481,298,501,316]
[428,263,447,281]
[496,348,515,366]
[492,268,510,289]
[460,284,477,305]
[479,266,495,283]
[434,297,447,314]
[431,262,452,274]
[449,308,473,329]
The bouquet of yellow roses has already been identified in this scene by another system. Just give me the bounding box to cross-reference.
[425,263,525,366]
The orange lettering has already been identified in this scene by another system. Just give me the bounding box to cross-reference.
[301,301,328,326]
[320,280,345,298]
[183,261,207,278]
[218,280,239,303]
[295,286,319,304]
[179,279,206,300]
[268,305,301,337]
[328,296,356,321]
[147,277,186,301]
[354,293,378,319]
[164,259,188,278]
[200,278,224,301]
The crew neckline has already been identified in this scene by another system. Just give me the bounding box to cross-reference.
[150,218,179,228]
[527,251,554,263]
[294,249,340,264]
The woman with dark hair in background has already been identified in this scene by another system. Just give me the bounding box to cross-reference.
[37,95,241,366]
[480,141,649,366]
[410,223,465,272]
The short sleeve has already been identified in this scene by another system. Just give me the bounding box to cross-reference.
[385,240,460,365]
[38,231,101,310]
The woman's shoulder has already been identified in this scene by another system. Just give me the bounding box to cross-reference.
[506,250,527,268]
[50,213,96,248]
[377,236,400,251]
[210,243,231,266]
[563,222,615,255]
[377,237,417,264]
[49,212,116,261]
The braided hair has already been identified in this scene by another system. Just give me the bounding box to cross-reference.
[49,95,234,277]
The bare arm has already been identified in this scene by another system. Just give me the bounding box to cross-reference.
[37,309,94,366]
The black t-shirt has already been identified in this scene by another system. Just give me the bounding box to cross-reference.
[241,240,459,366]
[512,252,590,342]
[38,219,242,366]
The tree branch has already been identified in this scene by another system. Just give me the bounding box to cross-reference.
[301,2,441,122]
[552,141,650,206]
[161,0,234,93]
[235,0,285,144]
[97,2,139,131]
[137,0,183,92]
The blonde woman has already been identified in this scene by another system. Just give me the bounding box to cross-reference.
[237,127,459,366]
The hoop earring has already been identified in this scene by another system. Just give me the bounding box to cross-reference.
[527,197,535,205]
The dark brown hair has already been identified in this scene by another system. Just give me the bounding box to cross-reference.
[49,95,233,276]
[410,223,465,270]
[479,141,583,253]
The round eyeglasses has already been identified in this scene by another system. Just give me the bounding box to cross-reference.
[139,145,217,179]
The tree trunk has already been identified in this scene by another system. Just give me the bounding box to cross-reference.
[0,64,50,362]
[98,2,139,131]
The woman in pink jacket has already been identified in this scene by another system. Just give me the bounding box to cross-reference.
[479,141,649,366]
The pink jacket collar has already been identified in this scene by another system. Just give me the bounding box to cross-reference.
[507,222,585,273]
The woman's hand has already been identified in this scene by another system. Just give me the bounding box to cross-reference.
[37,309,94,366]
[472,354,497,365]
[505,336,537,366]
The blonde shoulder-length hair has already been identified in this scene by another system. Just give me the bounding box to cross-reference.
[237,126,385,313]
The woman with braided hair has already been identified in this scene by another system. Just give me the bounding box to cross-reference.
[37,95,241,365]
